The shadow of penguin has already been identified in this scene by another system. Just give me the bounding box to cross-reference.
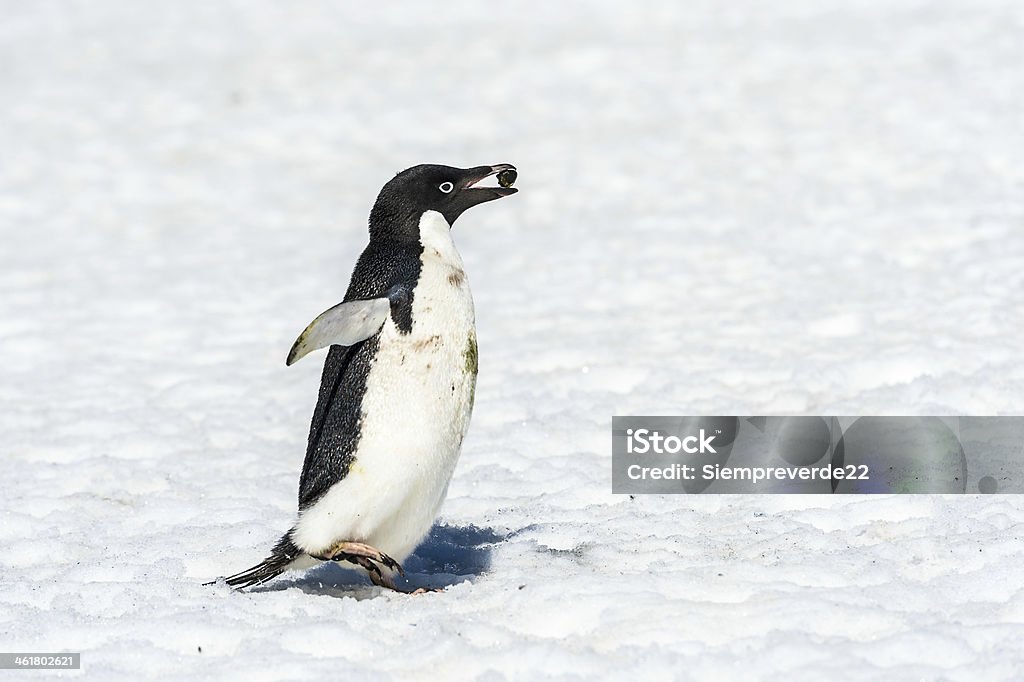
[260,523,506,599]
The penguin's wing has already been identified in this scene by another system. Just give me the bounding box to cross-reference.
[286,297,390,366]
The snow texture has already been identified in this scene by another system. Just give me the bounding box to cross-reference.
[2,1,1024,680]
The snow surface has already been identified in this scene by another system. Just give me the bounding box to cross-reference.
[2,1,1024,679]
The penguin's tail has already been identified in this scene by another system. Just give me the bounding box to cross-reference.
[213,531,308,589]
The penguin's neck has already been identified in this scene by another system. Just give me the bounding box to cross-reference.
[417,210,463,266]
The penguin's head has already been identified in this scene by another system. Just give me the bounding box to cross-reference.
[369,164,517,240]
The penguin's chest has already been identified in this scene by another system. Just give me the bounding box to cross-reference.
[362,249,478,459]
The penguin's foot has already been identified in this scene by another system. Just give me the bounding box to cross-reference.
[313,541,443,594]
[409,587,445,595]
[315,541,404,576]
[353,556,403,592]
[354,561,443,595]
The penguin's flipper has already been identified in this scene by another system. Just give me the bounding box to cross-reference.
[286,297,390,366]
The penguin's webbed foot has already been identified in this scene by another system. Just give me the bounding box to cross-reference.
[408,586,445,595]
[354,559,443,595]
[316,541,404,576]
[354,556,403,592]
[313,541,442,593]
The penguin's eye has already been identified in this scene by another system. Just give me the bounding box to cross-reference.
[438,181,454,193]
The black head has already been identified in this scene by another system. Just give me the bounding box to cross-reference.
[368,164,517,241]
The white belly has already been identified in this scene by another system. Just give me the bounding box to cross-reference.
[293,211,477,561]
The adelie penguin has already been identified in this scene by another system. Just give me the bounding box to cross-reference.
[217,163,517,593]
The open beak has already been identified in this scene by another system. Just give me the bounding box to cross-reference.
[443,164,518,225]
[460,164,518,198]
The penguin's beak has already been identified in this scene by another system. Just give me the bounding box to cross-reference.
[443,164,517,225]
[459,164,518,199]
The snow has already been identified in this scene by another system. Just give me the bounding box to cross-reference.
[2,1,1024,679]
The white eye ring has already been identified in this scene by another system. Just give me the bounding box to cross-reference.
[438,181,454,193]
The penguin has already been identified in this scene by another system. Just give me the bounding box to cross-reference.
[219,163,517,593]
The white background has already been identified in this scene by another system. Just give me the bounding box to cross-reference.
[2,1,1023,679]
